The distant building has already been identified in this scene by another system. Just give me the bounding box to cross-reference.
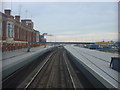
[39,35,46,43]
[1,9,46,51]
[88,44,99,49]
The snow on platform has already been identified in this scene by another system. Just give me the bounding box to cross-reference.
[1,45,54,79]
[64,45,119,88]
[2,46,46,60]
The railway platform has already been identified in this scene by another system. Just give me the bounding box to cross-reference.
[1,45,54,80]
[64,45,119,89]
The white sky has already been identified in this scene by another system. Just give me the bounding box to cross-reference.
[1,0,119,2]
[1,0,119,42]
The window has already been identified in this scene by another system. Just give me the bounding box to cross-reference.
[36,33,39,42]
[8,23,10,37]
[11,24,14,37]
[7,23,14,38]
[17,28,19,39]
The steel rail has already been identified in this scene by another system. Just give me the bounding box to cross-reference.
[63,51,76,89]
[24,50,57,89]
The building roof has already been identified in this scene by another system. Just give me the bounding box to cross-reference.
[21,19,32,21]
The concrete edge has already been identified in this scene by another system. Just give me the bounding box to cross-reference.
[65,48,116,88]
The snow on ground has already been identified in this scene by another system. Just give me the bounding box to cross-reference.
[64,45,119,88]
[0,45,54,80]
[2,45,53,68]
[2,46,45,60]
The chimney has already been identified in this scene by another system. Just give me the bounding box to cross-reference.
[21,20,26,25]
[15,16,20,22]
[4,9,11,15]
[28,23,33,29]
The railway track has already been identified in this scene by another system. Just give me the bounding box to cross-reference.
[25,47,76,89]
[3,46,94,89]
[2,49,54,88]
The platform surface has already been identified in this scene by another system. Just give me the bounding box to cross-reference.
[64,45,119,88]
[2,46,53,68]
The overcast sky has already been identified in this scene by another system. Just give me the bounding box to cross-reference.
[2,2,118,42]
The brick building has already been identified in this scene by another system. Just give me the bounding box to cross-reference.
[1,9,46,52]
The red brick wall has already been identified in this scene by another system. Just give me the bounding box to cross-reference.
[2,20,7,40]
[14,25,17,41]
[2,11,43,51]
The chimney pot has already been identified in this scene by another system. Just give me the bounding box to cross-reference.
[15,16,20,22]
[4,9,11,15]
